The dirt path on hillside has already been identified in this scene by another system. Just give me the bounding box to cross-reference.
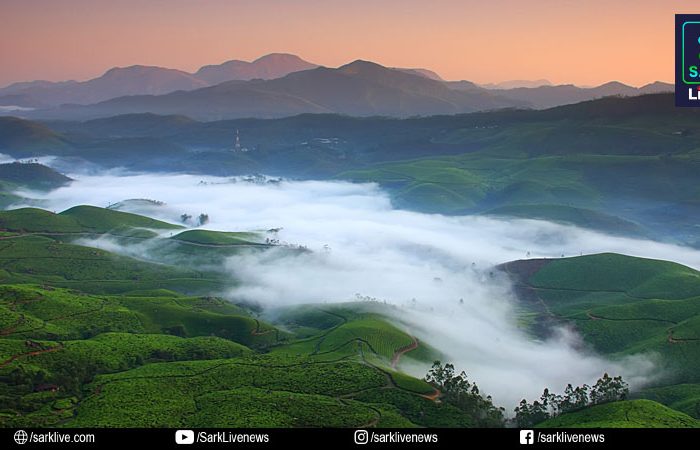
[420,388,441,401]
[0,343,64,368]
[389,336,441,402]
[390,337,418,369]
[667,330,700,344]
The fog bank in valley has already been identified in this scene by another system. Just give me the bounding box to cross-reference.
[18,172,698,407]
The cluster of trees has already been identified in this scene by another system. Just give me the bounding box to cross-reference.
[354,293,387,303]
[180,213,210,226]
[425,361,505,427]
[514,373,629,427]
[424,363,629,428]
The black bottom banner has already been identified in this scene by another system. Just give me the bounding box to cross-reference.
[2,428,698,449]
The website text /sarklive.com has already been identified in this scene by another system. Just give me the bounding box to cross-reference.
[12,430,95,445]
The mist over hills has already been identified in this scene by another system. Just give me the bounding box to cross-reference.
[0,74,697,429]
[0,53,672,120]
[1,92,699,247]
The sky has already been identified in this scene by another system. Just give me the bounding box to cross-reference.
[0,0,692,87]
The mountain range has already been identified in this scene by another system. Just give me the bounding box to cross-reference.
[0,53,673,120]
[0,53,318,108]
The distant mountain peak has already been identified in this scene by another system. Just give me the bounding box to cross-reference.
[394,68,444,81]
[597,81,632,88]
[101,65,195,78]
[253,53,311,63]
[338,59,384,71]
[480,79,553,89]
[195,53,318,84]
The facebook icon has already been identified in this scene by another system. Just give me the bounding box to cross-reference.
[520,430,534,445]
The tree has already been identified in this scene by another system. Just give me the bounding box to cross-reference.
[197,213,209,226]
[513,374,627,427]
[180,213,192,223]
[425,361,505,427]
[514,398,549,428]
[590,373,628,405]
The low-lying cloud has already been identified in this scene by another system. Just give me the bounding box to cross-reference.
[17,172,700,407]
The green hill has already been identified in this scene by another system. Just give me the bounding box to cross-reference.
[537,400,700,428]
[0,205,180,235]
[5,94,700,242]
[0,162,73,208]
[0,162,72,191]
[0,284,447,429]
[59,205,180,232]
[483,204,645,236]
[529,253,700,299]
[0,283,284,427]
[0,117,71,156]
[503,253,700,417]
[0,234,223,294]
[0,210,450,429]
[171,229,261,246]
[637,384,700,419]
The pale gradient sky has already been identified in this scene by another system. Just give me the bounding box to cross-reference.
[0,0,692,87]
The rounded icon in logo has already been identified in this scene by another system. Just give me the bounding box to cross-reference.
[14,430,28,445]
[354,429,369,445]
[175,430,195,445]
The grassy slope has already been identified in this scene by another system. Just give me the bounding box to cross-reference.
[507,253,700,419]
[61,304,448,428]
[0,162,73,209]
[339,153,700,240]
[537,400,700,428]
[0,163,72,191]
[59,205,181,232]
[0,287,445,428]
[9,95,700,242]
[329,96,700,241]
[0,207,448,428]
[0,234,222,294]
[171,229,261,245]
[0,206,180,234]
[0,117,71,156]
[483,204,645,236]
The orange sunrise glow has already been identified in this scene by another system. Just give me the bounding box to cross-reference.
[0,0,692,87]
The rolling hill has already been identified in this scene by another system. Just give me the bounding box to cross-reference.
[502,253,700,419]
[536,400,700,428]
[3,93,700,243]
[0,197,698,427]
[0,162,73,209]
[451,80,674,109]
[0,205,459,428]
[0,117,70,156]
[0,162,72,191]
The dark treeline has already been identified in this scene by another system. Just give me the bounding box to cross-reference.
[425,362,629,428]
